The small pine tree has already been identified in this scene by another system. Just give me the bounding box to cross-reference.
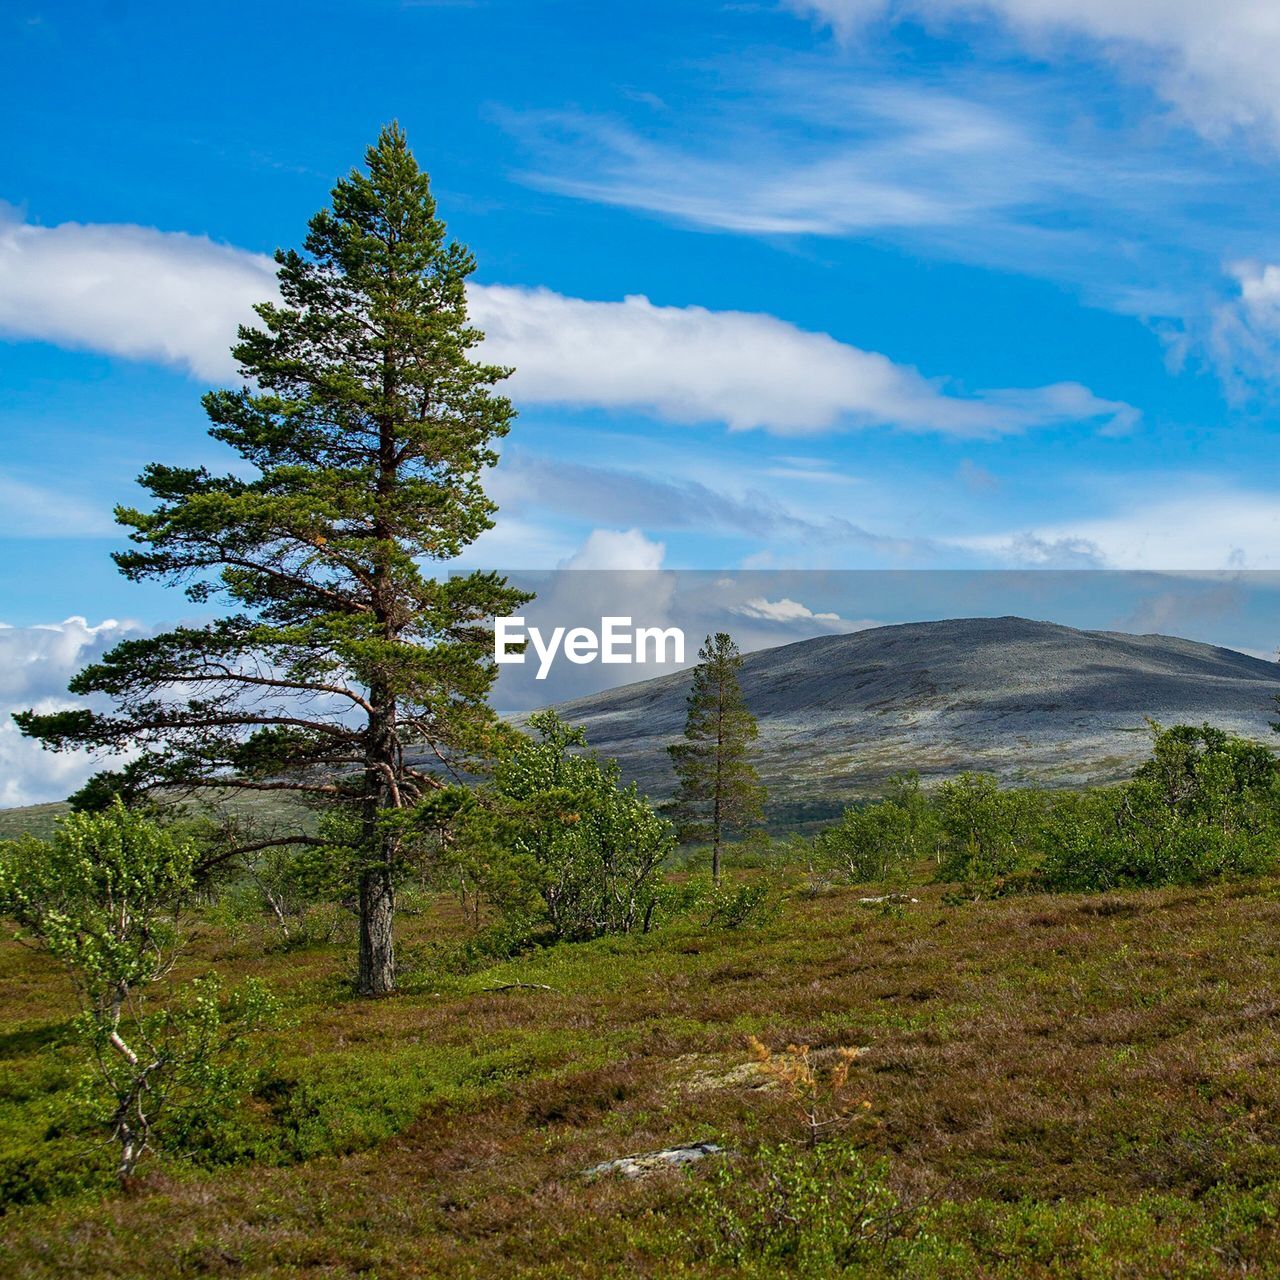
[667,632,765,882]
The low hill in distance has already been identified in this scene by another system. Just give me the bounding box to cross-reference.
[3,616,1276,836]
[541,616,1280,826]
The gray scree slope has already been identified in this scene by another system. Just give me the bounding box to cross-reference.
[537,617,1280,819]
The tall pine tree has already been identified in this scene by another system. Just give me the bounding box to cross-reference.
[667,632,765,883]
[17,125,527,995]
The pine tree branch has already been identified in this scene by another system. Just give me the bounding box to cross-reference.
[156,666,374,712]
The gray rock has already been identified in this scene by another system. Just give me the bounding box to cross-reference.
[582,1141,726,1179]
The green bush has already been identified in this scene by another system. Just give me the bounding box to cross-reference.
[210,837,353,951]
[687,1141,925,1275]
[702,875,784,930]
[0,803,281,1180]
[1039,725,1280,892]
[453,711,675,942]
[937,773,1047,881]
[813,774,937,885]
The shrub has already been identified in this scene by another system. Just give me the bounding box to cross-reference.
[687,1141,924,1276]
[746,1036,871,1147]
[937,773,1047,881]
[454,711,674,942]
[0,803,280,1179]
[811,773,939,887]
[210,839,352,950]
[703,875,784,930]
[1039,724,1280,892]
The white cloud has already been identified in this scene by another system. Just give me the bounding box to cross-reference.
[473,285,1134,437]
[962,489,1280,569]
[505,72,1225,333]
[494,533,680,708]
[733,596,845,625]
[0,206,277,380]
[0,208,1134,438]
[513,88,1045,236]
[791,0,1280,144]
[558,528,667,571]
[996,533,1109,569]
[1210,260,1280,390]
[0,617,144,807]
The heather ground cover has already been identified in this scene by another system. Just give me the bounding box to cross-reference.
[3,869,1280,1277]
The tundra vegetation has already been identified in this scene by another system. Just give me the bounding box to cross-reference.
[8,134,1280,1275]
[2,717,1280,1274]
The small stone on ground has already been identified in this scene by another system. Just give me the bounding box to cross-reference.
[583,1142,725,1179]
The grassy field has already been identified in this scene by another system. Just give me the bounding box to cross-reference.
[3,872,1280,1277]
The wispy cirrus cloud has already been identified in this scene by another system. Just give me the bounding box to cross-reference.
[504,71,1212,276]
[509,69,1191,247]
[0,206,1133,438]
[0,474,116,537]
[487,451,937,558]
[789,0,1280,146]
[503,57,1280,389]
[510,87,1039,236]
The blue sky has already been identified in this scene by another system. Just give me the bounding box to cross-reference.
[6,0,1280,620]
[6,4,1280,603]
[7,0,1280,801]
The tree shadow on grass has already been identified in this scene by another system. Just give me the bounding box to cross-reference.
[0,1021,71,1060]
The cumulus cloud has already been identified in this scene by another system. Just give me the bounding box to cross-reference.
[1210,260,1280,390]
[0,617,144,807]
[998,533,1109,569]
[558,528,666,571]
[0,208,1134,438]
[791,0,1280,144]
[493,533,680,709]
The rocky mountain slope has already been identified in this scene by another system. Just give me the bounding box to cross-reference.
[542,616,1280,823]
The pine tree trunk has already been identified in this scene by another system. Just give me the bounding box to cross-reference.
[356,348,402,999]
[358,669,399,997]
[712,678,725,885]
[357,860,396,995]
[356,718,398,994]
